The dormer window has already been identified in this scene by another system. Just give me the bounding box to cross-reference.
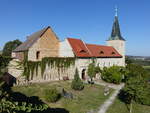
[100,51,104,54]
[112,52,115,54]
[79,50,86,53]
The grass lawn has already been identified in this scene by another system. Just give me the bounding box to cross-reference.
[106,98,150,113]
[143,66,150,73]
[12,81,113,113]
[143,66,150,69]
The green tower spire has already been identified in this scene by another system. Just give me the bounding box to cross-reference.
[108,6,125,41]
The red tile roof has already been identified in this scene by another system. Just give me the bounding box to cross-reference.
[67,38,122,58]
[86,44,122,58]
[67,38,91,57]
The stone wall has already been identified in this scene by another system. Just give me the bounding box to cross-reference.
[75,57,123,80]
[12,52,24,61]
[96,57,124,68]
[28,28,60,61]
[8,59,76,85]
[75,58,91,79]
[20,58,91,83]
[8,57,124,85]
[107,40,125,66]
[8,59,26,85]
[28,64,75,83]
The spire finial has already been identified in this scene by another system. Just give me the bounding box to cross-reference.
[115,5,118,17]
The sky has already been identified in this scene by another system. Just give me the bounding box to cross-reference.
[0,0,149,56]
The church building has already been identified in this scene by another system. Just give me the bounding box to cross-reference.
[9,9,126,83]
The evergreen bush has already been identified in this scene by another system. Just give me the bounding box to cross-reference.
[44,88,60,103]
[71,69,84,90]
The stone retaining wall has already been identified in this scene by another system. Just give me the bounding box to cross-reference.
[8,59,76,85]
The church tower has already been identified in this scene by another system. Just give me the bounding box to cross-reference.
[107,7,126,66]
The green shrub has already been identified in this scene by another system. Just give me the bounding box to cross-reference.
[71,69,84,90]
[121,64,150,106]
[87,63,101,82]
[44,88,60,103]
[101,66,124,84]
[0,81,48,113]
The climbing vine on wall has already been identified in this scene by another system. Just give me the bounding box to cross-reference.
[22,53,75,80]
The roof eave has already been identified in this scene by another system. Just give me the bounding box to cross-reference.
[12,49,28,52]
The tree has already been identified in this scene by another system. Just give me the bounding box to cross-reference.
[120,64,150,113]
[125,56,133,65]
[122,75,150,113]
[87,63,100,82]
[0,55,12,76]
[71,68,84,90]
[2,39,22,57]
[125,64,149,81]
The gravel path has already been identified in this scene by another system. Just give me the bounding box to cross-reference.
[97,83,124,113]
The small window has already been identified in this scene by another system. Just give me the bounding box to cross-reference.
[112,52,115,54]
[36,51,40,59]
[80,50,86,53]
[100,51,104,54]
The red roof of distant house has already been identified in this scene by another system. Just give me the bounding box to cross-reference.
[67,38,122,58]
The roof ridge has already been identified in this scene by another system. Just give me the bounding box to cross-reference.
[39,26,50,37]
[67,37,81,40]
[13,26,53,52]
[86,43,112,48]
[82,41,92,56]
